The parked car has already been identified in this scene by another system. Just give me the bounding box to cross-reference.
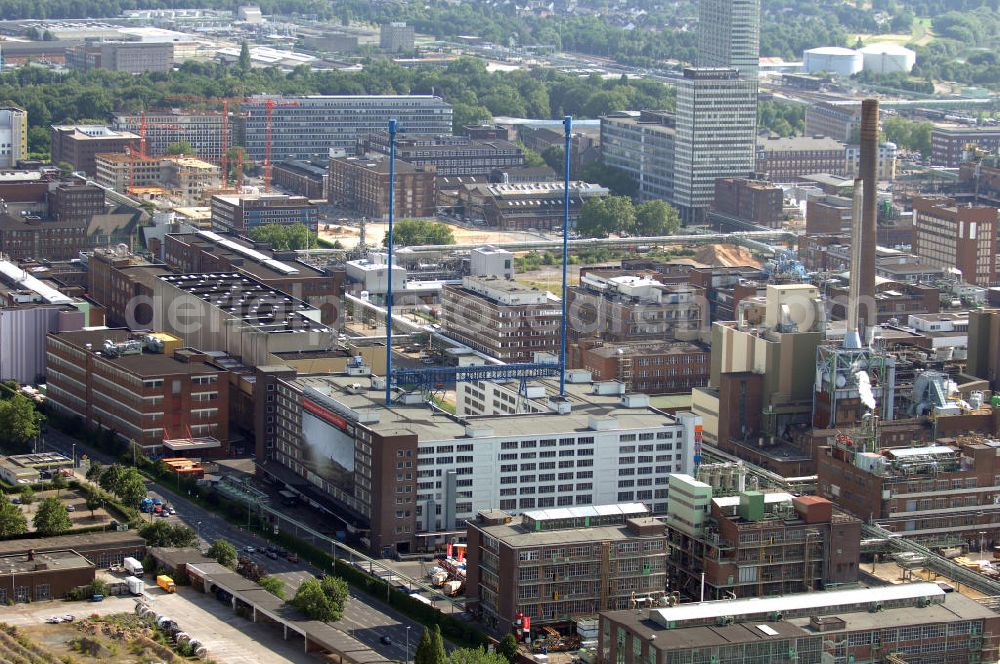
[244,546,256,554]
[66,505,75,512]
[62,615,74,623]
[89,594,104,602]
[266,551,278,560]
[287,553,299,563]
[45,616,61,624]
[380,636,393,646]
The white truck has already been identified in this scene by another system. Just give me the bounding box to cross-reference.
[123,557,144,576]
[126,576,145,596]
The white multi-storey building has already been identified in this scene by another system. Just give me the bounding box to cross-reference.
[256,367,702,556]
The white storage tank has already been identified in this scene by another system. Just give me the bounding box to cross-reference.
[860,43,916,74]
[804,47,863,76]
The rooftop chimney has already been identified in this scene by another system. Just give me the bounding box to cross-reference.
[858,99,879,338]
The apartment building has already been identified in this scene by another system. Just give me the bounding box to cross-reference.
[932,125,1000,167]
[912,196,998,287]
[465,503,669,632]
[111,111,229,161]
[566,271,704,343]
[160,157,220,201]
[600,111,676,202]
[86,246,172,327]
[242,95,453,162]
[440,276,561,363]
[49,183,105,223]
[0,215,88,261]
[46,328,230,455]
[601,583,999,664]
[50,125,139,176]
[272,160,328,200]
[818,435,1000,546]
[573,340,710,395]
[360,132,523,176]
[457,181,608,231]
[210,194,318,234]
[845,140,898,180]
[0,107,28,168]
[379,22,415,53]
[755,135,847,183]
[94,152,161,193]
[712,177,784,229]
[67,41,173,74]
[665,474,860,601]
[328,156,436,220]
[253,367,702,555]
[806,194,854,235]
[804,101,862,143]
[162,230,343,324]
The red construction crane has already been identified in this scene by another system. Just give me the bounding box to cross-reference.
[128,113,184,192]
[261,98,300,192]
[161,95,299,191]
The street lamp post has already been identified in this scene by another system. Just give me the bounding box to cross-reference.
[406,625,411,664]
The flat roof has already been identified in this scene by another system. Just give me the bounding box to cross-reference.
[482,520,665,547]
[51,329,226,377]
[292,372,687,441]
[886,445,956,458]
[1,550,94,574]
[648,583,944,625]
[158,272,331,334]
[0,531,144,556]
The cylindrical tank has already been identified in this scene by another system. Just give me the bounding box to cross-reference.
[804,47,863,76]
[860,43,916,74]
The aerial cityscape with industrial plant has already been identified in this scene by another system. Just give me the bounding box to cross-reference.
[0,0,998,662]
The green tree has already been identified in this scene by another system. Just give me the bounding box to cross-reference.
[165,140,196,156]
[635,200,681,237]
[19,486,33,506]
[208,540,238,569]
[117,469,147,509]
[85,461,104,483]
[520,143,546,168]
[98,464,127,495]
[33,496,72,536]
[238,40,252,72]
[577,196,635,238]
[259,575,285,599]
[414,627,437,664]
[139,520,197,547]
[50,472,67,497]
[291,576,349,622]
[249,222,316,250]
[0,393,43,453]
[541,144,565,173]
[0,493,27,537]
[497,634,519,662]
[450,648,509,664]
[85,491,103,519]
[384,220,455,247]
[433,625,447,664]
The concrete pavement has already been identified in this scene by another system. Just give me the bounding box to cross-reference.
[40,428,432,661]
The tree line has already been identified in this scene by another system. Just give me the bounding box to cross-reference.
[0,58,675,156]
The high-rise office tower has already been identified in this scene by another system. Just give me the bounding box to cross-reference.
[672,69,758,224]
[670,0,760,223]
[697,0,761,79]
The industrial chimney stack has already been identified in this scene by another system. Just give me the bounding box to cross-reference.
[858,99,879,340]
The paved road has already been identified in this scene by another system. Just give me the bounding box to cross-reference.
[40,428,427,662]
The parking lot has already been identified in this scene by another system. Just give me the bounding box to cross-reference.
[14,487,115,533]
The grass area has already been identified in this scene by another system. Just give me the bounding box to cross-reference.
[6,613,209,664]
[848,19,935,48]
